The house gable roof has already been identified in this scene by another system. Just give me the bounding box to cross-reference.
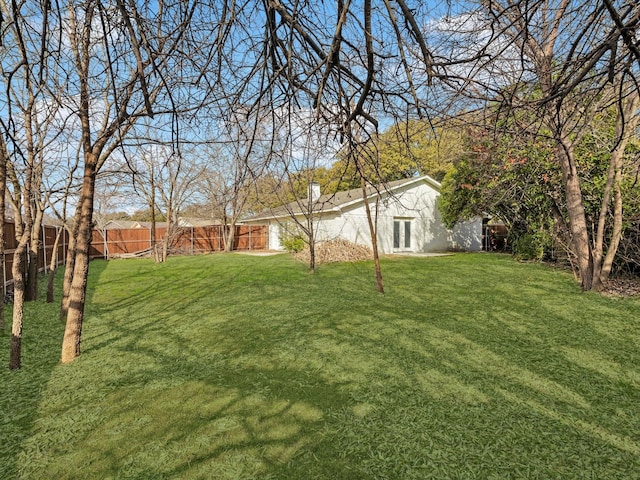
[244,175,441,222]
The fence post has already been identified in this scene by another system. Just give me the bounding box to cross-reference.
[191,226,194,255]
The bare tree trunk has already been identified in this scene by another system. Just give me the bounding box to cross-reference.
[47,227,65,303]
[593,152,622,289]
[26,241,39,301]
[595,91,639,287]
[555,140,593,290]
[308,218,316,273]
[223,221,236,252]
[156,203,173,262]
[61,208,81,319]
[0,139,6,331]
[361,176,384,293]
[151,210,159,262]
[25,208,44,301]
[47,263,56,303]
[593,155,619,286]
[308,240,316,272]
[150,162,160,262]
[9,235,30,370]
[61,163,96,364]
[600,174,624,282]
[161,224,171,262]
[9,118,34,368]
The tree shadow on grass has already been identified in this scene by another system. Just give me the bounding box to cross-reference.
[0,259,110,480]
[10,255,344,478]
[16,322,355,478]
[11,255,640,478]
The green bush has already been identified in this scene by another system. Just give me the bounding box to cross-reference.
[512,232,547,261]
[280,233,306,253]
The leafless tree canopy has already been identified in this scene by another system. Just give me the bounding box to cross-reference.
[207,2,442,141]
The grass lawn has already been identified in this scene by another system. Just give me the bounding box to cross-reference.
[1,253,640,479]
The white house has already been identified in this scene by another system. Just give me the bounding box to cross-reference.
[243,175,482,254]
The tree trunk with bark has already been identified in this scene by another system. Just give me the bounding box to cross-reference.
[151,209,159,262]
[25,208,44,301]
[361,176,384,294]
[9,126,34,368]
[150,162,161,262]
[555,138,594,290]
[0,139,6,331]
[26,241,39,302]
[47,227,65,303]
[307,218,316,274]
[223,222,236,253]
[61,208,81,319]
[61,162,97,364]
[9,234,30,369]
[593,91,640,289]
[160,224,171,262]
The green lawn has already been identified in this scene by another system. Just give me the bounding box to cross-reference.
[1,253,640,479]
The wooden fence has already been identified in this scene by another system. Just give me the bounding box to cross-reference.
[0,222,267,295]
[90,224,268,259]
[3,222,69,297]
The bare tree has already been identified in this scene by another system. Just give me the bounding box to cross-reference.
[43,158,78,304]
[129,145,203,262]
[196,107,271,252]
[85,170,130,260]
[505,0,636,290]
[593,86,640,285]
[60,0,204,363]
[198,161,252,253]
[603,0,640,68]
[265,111,339,273]
[0,0,69,368]
[352,142,386,293]
[0,137,7,332]
[0,0,466,368]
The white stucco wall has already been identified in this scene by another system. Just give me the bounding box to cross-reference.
[257,179,482,253]
[312,181,452,254]
[450,217,483,252]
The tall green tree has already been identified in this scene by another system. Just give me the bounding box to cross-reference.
[461,0,640,290]
[327,119,461,190]
[440,98,640,277]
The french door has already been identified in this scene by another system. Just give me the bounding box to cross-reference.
[393,219,412,251]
